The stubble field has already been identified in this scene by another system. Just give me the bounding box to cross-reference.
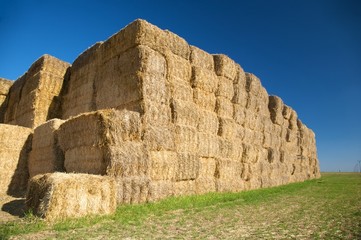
[1,173,360,239]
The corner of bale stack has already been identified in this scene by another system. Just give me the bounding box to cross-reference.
[26,172,117,221]
[3,54,70,128]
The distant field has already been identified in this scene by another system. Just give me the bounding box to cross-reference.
[1,173,360,239]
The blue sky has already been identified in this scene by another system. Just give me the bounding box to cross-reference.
[0,0,360,172]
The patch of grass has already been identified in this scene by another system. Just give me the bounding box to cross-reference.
[1,173,360,239]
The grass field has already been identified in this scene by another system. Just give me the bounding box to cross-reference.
[1,173,360,239]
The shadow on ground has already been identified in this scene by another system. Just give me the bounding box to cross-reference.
[1,199,26,218]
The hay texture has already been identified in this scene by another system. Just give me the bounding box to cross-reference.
[26,172,116,221]
[1,19,320,211]
[0,124,32,196]
[28,119,65,178]
[0,78,13,122]
[57,109,150,204]
[3,55,70,128]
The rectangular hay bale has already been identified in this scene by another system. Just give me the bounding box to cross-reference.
[28,119,65,178]
[190,45,214,70]
[0,124,32,196]
[26,173,117,221]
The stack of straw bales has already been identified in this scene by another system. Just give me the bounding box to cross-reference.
[0,124,32,196]
[0,78,13,122]
[3,55,70,128]
[57,109,149,204]
[58,19,320,201]
[26,172,116,221]
[0,19,320,222]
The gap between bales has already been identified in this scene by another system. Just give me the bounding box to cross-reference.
[1,173,360,240]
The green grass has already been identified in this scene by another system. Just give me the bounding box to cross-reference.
[1,173,360,239]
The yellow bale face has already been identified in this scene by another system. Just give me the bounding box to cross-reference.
[0,124,32,196]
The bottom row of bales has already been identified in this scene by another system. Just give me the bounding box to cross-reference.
[21,107,319,221]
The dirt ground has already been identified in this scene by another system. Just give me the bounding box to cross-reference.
[0,194,26,223]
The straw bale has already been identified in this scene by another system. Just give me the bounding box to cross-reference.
[0,124,32,196]
[213,54,238,80]
[174,125,198,153]
[0,78,12,120]
[141,67,168,104]
[267,148,281,163]
[149,151,178,181]
[193,88,216,111]
[64,146,105,174]
[232,82,248,107]
[115,176,150,204]
[197,109,219,134]
[197,132,219,157]
[0,77,13,95]
[26,173,117,221]
[58,112,106,151]
[244,109,261,130]
[263,117,273,133]
[4,55,69,128]
[101,19,190,61]
[170,99,199,128]
[143,125,175,151]
[282,105,292,120]
[263,132,272,148]
[109,110,142,141]
[3,76,24,124]
[214,158,243,192]
[215,96,233,119]
[58,109,148,177]
[174,180,196,196]
[95,46,167,115]
[242,143,259,164]
[288,109,298,130]
[61,81,94,118]
[28,119,65,178]
[245,73,262,96]
[253,130,264,147]
[235,125,245,140]
[216,76,234,100]
[176,153,200,181]
[170,81,193,102]
[234,66,247,85]
[191,66,218,93]
[190,46,214,70]
[285,128,297,143]
[268,95,284,126]
[59,109,141,151]
[233,104,246,125]
[245,94,260,112]
[195,157,216,194]
[166,51,192,84]
[218,117,236,140]
[106,142,149,177]
[243,128,255,144]
[231,138,244,160]
[148,180,174,202]
[241,162,253,182]
[142,100,171,127]
[217,138,232,159]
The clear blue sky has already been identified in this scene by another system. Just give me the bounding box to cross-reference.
[1,0,360,172]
